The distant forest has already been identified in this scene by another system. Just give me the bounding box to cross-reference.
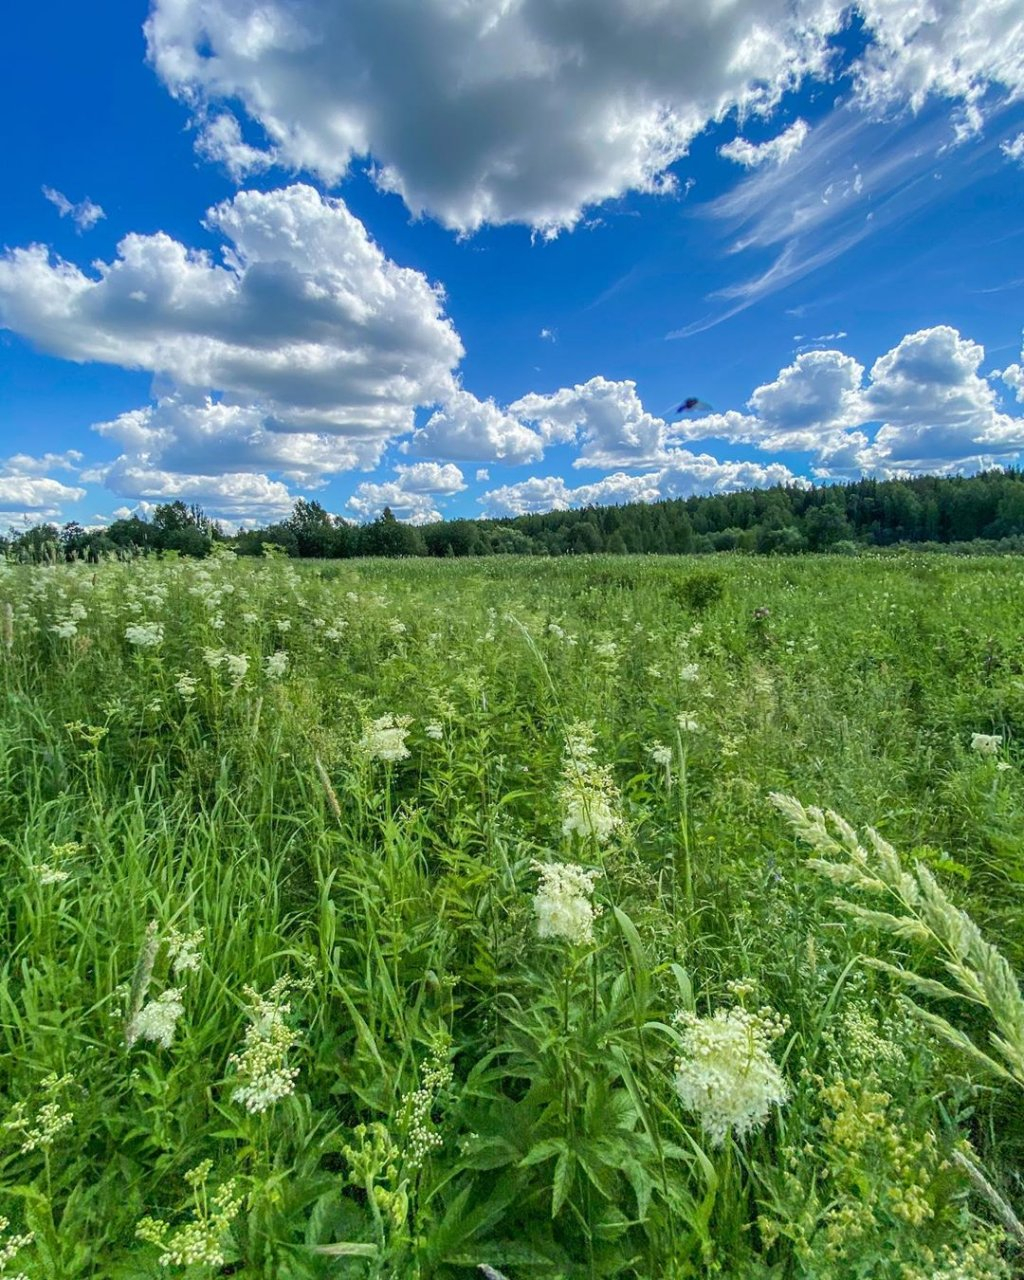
[10,469,1024,562]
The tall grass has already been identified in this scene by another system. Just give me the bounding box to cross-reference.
[0,549,1022,1277]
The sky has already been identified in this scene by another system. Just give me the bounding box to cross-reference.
[1,2,1024,531]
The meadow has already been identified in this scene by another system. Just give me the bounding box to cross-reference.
[1,549,1023,1278]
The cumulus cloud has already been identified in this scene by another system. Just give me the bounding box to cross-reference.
[675,324,1024,478]
[80,458,296,523]
[146,0,1024,236]
[346,462,466,524]
[407,388,543,464]
[0,454,86,526]
[481,454,800,517]
[719,119,810,168]
[0,184,462,439]
[42,187,106,232]
[475,468,490,482]
[510,376,670,467]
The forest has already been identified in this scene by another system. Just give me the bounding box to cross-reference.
[9,468,1024,562]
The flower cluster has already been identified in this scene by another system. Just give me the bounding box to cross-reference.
[124,921,202,1051]
[970,732,1001,755]
[532,860,602,945]
[125,621,163,648]
[558,723,622,844]
[264,651,288,680]
[359,713,412,763]
[3,1073,75,1154]
[136,1161,244,1269]
[672,1004,789,1147]
[228,979,301,1114]
[0,1216,32,1280]
[403,1033,454,1171]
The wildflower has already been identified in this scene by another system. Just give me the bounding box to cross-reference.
[35,864,70,886]
[136,1165,243,1269]
[649,743,673,768]
[166,927,204,977]
[174,672,197,700]
[4,1074,75,1154]
[241,611,258,625]
[275,618,291,633]
[389,619,407,637]
[677,713,701,733]
[971,732,1001,756]
[532,860,602,945]
[0,1215,33,1280]
[125,622,163,648]
[51,619,78,640]
[424,721,444,741]
[680,663,700,683]
[264,651,288,680]
[559,723,622,843]
[228,980,301,1114]
[403,1033,454,1171]
[202,648,225,670]
[359,714,412,763]
[672,1005,789,1147]
[126,989,186,1050]
[68,601,87,621]
[223,653,248,688]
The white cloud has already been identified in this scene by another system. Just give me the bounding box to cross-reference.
[346,460,466,523]
[146,0,1024,236]
[674,325,1024,478]
[408,388,542,464]
[42,187,106,232]
[1002,132,1024,165]
[475,468,490,482]
[481,454,800,517]
[83,459,296,522]
[539,327,556,342]
[194,112,274,180]
[719,119,810,168]
[0,455,86,526]
[510,376,669,467]
[0,184,463,441]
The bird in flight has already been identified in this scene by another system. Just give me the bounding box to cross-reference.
[673,396,713,414]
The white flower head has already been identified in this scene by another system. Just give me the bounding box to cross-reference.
[649,743,673,768]
[359,714,412,763]
[971,732,1002,756]
[264,651,288,680]
[559,723,622,844]
[680,663,700,683]
[676,713,701,733]
[424,721,444,741]
[126,989,186,1050]
[174,672,198,700]
[673,1005,789,1147]
[229,980,300,1114]
[532,860,602,945]
[125,622,163,648]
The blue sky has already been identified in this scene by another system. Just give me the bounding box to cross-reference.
[2,1,1024,529]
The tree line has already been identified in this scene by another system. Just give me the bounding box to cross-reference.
[9,469,1024,562]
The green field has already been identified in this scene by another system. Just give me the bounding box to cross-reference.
[2,551,1023,1278]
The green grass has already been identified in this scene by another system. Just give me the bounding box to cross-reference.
[0,550,1023,1278]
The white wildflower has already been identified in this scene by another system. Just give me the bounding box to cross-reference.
[275,618,291,633]
[174,672,197,700]
[241,611,258,625]
[649,743,673,768]
[264,652,288,680]
[677,713,701,733]
[203,648,225,670]
[532,860,602,945]
[166,928,204,977]
[673,1005,789,1147]
[228,980,300,1114]
[0,1214,33,1280]
[223,653,249,688]
[35,865,70,886]
[424,721,444,741]
[68,601,87,621]
[971,732,1001,756]
[559,723,622,844]
[680,663,700,683]
[389,619,407,636]
[125,622,163,648]
[359,714,412,763]
[51,619,78,640]
[126,989,186,1050]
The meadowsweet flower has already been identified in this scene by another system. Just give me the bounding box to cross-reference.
[203,648,225,670]
[174,672,197,700]
[68,601,87,621]
[677,713,701,733]
[559,723,622,843]
[35,864,70,885]
[359,714,412,763]
[971,732,1001,755]
[403,1033,454,1171]
[4,1074,75,1154]
[125,622,163,648]
[672,1005,789,1147]
[389,619,407,637]
[166,927,204,977]
[0,1215,33,1280]
[680,663,700,683]
[222,653,248,688]
[275,618,291,633]
[126,989,186,1050]
[264,651,288,680]
[649,743,673,767]
[532,860,602,944]
[228,980,301,1114]
[136,1164,243,1269]
[51,619,78,640]
[424,721,444,741]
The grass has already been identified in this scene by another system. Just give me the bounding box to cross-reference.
[0,549,1022,1277]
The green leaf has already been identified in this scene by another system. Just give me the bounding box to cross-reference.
[552,1148,575,1218]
